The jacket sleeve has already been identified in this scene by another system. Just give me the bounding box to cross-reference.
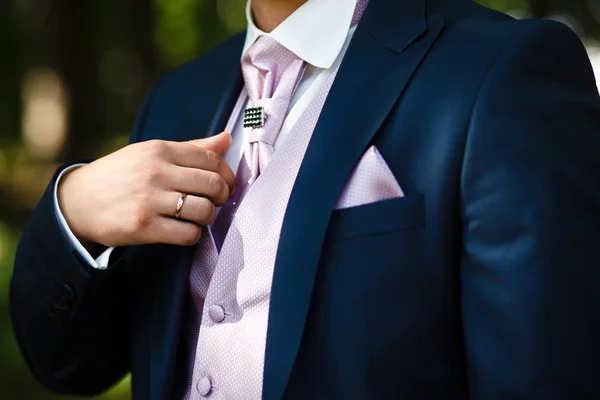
[461,20,600,399]
[9,80,159,396]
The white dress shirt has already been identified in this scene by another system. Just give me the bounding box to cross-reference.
[53,0,359,269]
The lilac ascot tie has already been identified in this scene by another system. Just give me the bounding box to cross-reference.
[242,36,306,182]
[212,37,306,251]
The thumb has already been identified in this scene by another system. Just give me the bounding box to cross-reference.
[188,132,232,156]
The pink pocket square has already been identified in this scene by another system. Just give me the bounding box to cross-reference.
[335,146,404,210]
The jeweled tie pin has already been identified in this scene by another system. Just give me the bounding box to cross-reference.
[244,106,266,129]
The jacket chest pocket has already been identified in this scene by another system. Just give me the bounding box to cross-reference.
[327,194,425,242]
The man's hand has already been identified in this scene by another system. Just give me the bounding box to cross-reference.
[57,132,235,251]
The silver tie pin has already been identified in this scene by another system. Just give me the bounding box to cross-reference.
[243,106,266,129]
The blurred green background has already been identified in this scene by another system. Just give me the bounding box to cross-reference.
[0,0,598,398]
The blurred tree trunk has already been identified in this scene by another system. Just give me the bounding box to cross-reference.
[0,1,21,144]
[126,0,158,100]
[0,187,30,227]
[49,0,100,161]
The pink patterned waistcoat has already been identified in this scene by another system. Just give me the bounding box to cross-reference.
[182,2,368,399]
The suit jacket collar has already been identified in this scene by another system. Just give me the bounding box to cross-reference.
[366,0,429,53]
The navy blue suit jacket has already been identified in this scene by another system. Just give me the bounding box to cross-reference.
[11,0,600,398]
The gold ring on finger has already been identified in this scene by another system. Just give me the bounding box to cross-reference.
[175,193,188,219]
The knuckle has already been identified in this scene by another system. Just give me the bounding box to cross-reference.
[212,153,223,170]
[207,173,226,195]
[205,149,217,163]
[139,164,162,183]
[141,139,166,155]
[130,209,152,231]
[204,150,222,171]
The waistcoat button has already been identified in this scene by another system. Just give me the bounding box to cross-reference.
[208,304,226,323]
[197,376,213,397]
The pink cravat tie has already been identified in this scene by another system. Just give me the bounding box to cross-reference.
[242,36,306,182]
[212,37,306,251]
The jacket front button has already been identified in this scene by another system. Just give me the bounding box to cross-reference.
[208,305,226,323]
[197,376,213,397]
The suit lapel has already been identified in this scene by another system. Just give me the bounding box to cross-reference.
[263,0,445,398]
[148,35,245,400]
[203,69,244,139]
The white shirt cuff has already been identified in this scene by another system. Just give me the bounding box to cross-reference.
[53,164,115,270]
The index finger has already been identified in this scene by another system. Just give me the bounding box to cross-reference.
[165,142,236,193]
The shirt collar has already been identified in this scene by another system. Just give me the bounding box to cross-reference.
[242,0,358,69]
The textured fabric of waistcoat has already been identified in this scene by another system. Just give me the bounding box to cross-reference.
[182,2,368,398]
